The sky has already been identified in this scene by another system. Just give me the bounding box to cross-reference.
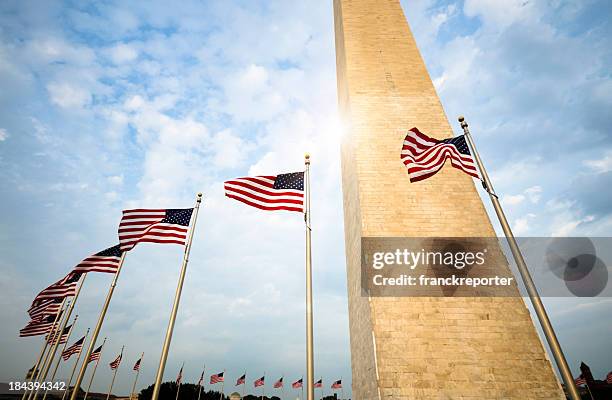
[0,0,611,398]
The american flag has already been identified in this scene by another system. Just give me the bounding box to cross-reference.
[33,272,82,302]
[331,379,342,389]
[291,378,303,389]
[28,298,62,321]
[45,324,71,344]
[314,379,322,389]
[19,313,62,337]
[62,336,85,361]
[176,365,183,385]
[273,377,283,388]
[210,371,224,384]
[254,376,265,388]
[73,245,123,274]
[574,375,586,386]
[25,366,38,380]
[133,357,142,371]
[224,172,305,213]
[110,353,122,370]
[401,127,479,183]
[88,344,104,363]
[606,371,612,384]
[118,209,193,251]
[236,374,245,386]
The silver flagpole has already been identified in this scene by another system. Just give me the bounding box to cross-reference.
[70,253,127,400]
[34,272,87,400]
[42,314,79,400]
[175,362,184,400]
[304,154,314,400]
[241,371,245,399]
[21,299,66,400]
[219,369,225,400]
[30,297,74,400]
[151,193,203,400]
[106,345,124,400]
[84,337,107,400]
[129,353,144,400]
[458,116,580,400]
[61,328,90,400]
[26,300,68,400]
[196,364,205,400]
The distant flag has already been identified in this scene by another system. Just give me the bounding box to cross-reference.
[33,272,81,302]
[331,380,342,389]
[236,374,245,386]
[28,298,62,321]
[291,378,303,389]
[19,313,62,337]
[210,372,224,384]
[273,377,283,388]
[73,245,123,274]
[401,127,479,182]
[110,353,122,370]
[254,376,265,388]
[25,366,39,379]
[574,375,586,386]
[606,371,612,384]
[197,370,205,386]
[45,324,71,344]
[176,365,183,385]
[314,379,322,389]
[118,209,194,251]
[133,357,142,371]
[224,172,305,213]
[62,336,85,361]
[88,344,103,363]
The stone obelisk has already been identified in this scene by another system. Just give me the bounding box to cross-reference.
[333,0,565,398]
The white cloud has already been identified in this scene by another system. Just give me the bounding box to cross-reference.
[502,193,525,206]
[512,213,535,235]
[464,0,537,29]
[525,186,542,203]
[107,175,124,185]
[0,128,8,141]
[46,82,91,109]
[584,152,612,173]
[107,43,138,64]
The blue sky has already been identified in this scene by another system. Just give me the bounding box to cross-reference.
[0,0,611,398]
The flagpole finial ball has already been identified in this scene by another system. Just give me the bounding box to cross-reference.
[305,153,311,164]
[458,115,465,123]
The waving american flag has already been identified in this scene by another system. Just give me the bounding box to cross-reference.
[224,172,304,213]
[401,127,479,182]
[118,209,193,251]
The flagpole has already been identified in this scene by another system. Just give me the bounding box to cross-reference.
[106,345,124,400]
[25,298,68,400]
[304,154,314,400]
[70,251,127,400]
[84,337,107,400]
[585,382,595,400]
[175,362,184,400]
[220,369,225,400]
[21,299,66,400]
[129,353,144,400]
[42,314,79,400]
[30,297,74,400]
[241,371,245,399]
[62,328,90,400]
[281,375,284,400]
[457,116,580,400]
[151,193,203,400]
[196,364,205,400]
[261,374,264,400]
